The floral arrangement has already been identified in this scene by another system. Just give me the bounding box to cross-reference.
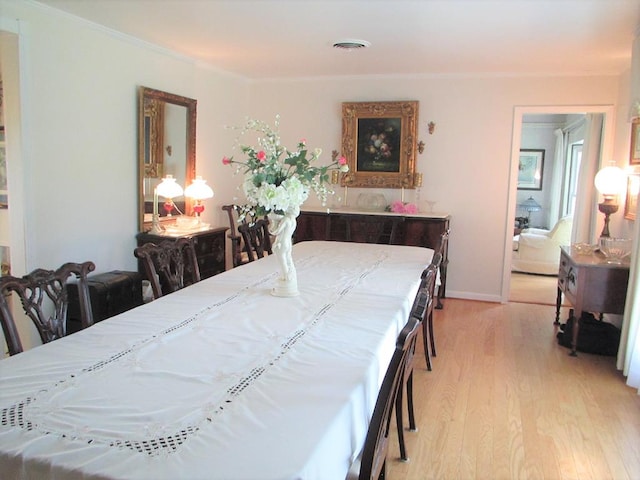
[388,200,418,214]
[222,116,348,219]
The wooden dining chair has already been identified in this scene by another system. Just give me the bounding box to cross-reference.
[222,204,249,268]
[434,228,449,309]
[347,316,421,480]
[0,261,95,356]
[342,214,404,245]
[395,287,430,462]
[424,252,442,365]
[134,238,200,300]
[237,218,273,263]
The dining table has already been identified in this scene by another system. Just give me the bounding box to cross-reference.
[0,240,433,480]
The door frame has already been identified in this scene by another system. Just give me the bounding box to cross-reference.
[501,104,616,303]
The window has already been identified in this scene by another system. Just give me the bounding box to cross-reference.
[563,142,582,216]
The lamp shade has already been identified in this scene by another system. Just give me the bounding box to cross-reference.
[156,175,184,199]
[594,166,626,196]
[518,196,542,212]
[184,176,214,200]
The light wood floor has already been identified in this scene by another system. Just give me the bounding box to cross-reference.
[509,272,569,307]
[387,299,640,480]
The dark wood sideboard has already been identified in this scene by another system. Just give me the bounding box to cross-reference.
[136,227,227,281]
[294,208,451,303]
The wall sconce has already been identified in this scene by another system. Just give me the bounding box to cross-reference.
[428,121,436,134]
[414,172,423,188]
[417,141,425,154]
[185,176,214,220]
[594,165,626,237]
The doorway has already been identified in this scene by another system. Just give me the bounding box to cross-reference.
[502,105,616,304]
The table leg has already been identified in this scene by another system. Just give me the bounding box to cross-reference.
[554,285,562,325]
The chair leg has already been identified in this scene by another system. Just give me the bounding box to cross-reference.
[422,320,432,371]
[428,310,437,357]
[406,373,417,432]
[395,384,408,461]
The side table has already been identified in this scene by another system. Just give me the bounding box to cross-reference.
[556,245,630,356]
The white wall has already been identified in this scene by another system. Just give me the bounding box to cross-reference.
[247,76,621,301]
[0,0,634,350]
[1,1,247,271]
[519,120,561,229]
[0,1,248,350]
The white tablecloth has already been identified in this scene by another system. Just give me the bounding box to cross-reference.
[0,241,432,480]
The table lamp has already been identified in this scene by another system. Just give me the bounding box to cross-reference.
[156,175,184,217]
[518,196,542,224]
[594,165,626,237]
[184,176,214,219]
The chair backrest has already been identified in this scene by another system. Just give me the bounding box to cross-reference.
[548,216,573,244]
[134,238,200,300]
[428,251,443,273]
[422,266,438,313]
[0,261,95,356]
[237,218,273,263]
[358,316,421,480]
[404,287,430,374]
[435,228,449,257]
[222,204,248,267]
[342,215,404,244]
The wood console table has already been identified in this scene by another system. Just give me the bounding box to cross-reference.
[556,245,630,356]
[295,207,450,304]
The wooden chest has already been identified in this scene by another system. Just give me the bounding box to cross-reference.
[67,270,143,334]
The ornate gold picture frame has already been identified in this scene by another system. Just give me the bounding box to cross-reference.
[341,100,418,188]
[624,173,639,220]
[630,118,640,165]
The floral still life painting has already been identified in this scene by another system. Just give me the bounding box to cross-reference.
[356,118,401,173]
[222,115,348,220]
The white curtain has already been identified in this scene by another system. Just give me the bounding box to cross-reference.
[618,213,640,393]
[570,113,603,244]
[617,30,640,394]
[549,128,565,226]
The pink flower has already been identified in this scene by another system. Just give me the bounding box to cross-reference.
[390,201,405,213]
[404,203,418,214]
[222,156,232,165]
[338,156,347,165]
[300,138,306,146]
[256,151,267,162]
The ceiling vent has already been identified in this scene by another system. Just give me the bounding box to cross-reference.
[332,39,371,50]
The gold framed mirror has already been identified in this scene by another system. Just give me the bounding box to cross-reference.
[138,86,197,232]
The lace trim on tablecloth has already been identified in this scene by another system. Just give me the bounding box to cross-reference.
[1,248,390,457]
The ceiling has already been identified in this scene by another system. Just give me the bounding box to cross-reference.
[35,0,640,79]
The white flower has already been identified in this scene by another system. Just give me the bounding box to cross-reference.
[223,116,349,219]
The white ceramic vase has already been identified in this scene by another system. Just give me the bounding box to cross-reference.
[268,206,300,297]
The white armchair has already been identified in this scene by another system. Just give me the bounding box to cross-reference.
[512,216,573,275]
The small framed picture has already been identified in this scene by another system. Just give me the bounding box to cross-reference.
[0,127,7,209]
[630,118,640,165]
[624,173,639,220]
[517,149,545,190]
